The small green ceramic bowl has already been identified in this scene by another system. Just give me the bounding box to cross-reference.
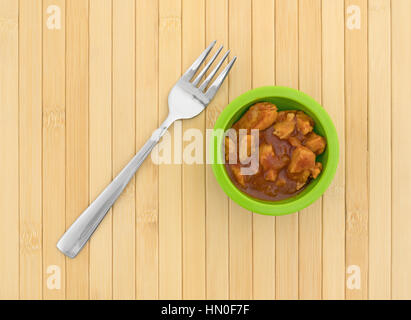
[210,86,339,216]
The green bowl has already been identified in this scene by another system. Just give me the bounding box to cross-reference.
[210,86,339,216]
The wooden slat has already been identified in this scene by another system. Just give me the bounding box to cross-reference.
[66,0,89,299]
[205,0,229,300]
[182,0,206,300]
[19,0,43,299]
[392,0,411,300]
[158,0,182,299]
[298,0,323,300]
[0,0,19,300]
[136,0,159,300]
[368,0,391,300]
[1,0,410,300]
[89,0,112,299]
[42,0,66,300]
[344,0,368,300]
[112,0,136,299]
[252,0,276,300]
[228,0,253,299]
[321,0,345,300]
[275,0,299,300]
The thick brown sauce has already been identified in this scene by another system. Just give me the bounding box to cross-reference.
[225,123,311,201]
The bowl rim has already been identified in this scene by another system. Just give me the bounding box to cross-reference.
[211,86,339,216]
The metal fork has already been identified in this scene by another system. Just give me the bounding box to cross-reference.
[57,41,236,258]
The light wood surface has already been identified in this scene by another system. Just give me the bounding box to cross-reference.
[368,0,391,299]
[19,0,42,299]
[392,0,411,300]
[1,0,410,300]
[275,0,299,300]
[89,0,112,300]
[205,0,229,299]
[65,0,89,300]
[158,0,182,299]
[321,0,345,300]
[182,0,206,300]
[0,0,19,300]
[43,0,66,300]
[228,0,253,299]
[252,0,276,300]
[298,0,323,299]
[345,0,368,300]
[135,0,159,300]
[113,0,136,299]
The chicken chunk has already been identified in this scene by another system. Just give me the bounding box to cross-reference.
[296,170,311,190]
[310,162,322,179]
[233,102,278,131]
[275,178,286,187]
[259,142,290,171]
[288,146,316,174]
[259,144,278,182]
[264,169,278,182]
[288,169,311,190]
[274,154,290,170]
[273,112,296,139]
[225,136,237,162]
[304,132,326,155]
[230,164,246,187]
[288,136,302,148]
[276,110,294,121]
[259,143,275,171]
[296,111,314,135]
[239,134,257,163]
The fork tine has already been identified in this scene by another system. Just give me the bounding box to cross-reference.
[182,40,216,81]
[192,45,223,86]
[205,56,237,99]
[199,50,230,91]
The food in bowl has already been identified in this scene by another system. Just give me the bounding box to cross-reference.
[224,102,326,201]
[211,86,339,215]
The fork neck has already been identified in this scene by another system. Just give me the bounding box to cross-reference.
[150,113,177,143]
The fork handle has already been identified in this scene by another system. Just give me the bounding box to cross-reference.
[57,116,174,258]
